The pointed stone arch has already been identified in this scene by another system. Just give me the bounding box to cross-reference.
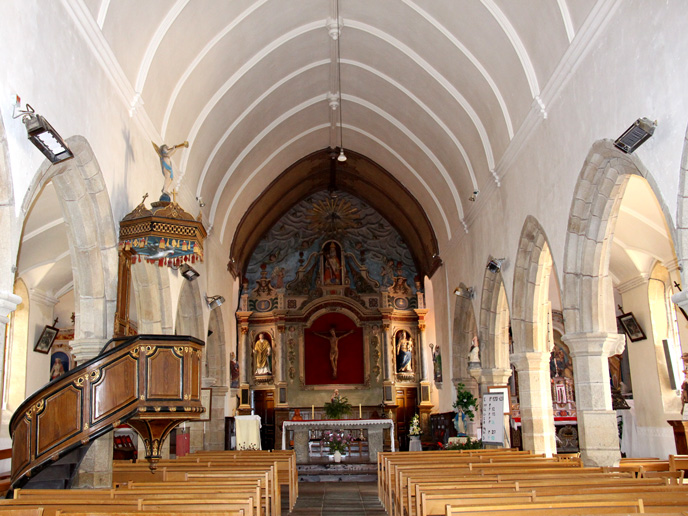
[510,215,558,456]
[451,282,478,381]
[130,262,173,335]
[19,136,118,362]
[561,139,674,466]
[205,308,228,450]
[175,279,203,340]
[478,263,511,371]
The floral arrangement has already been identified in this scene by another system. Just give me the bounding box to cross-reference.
[443,437,482,450]
[322,430,354,454]
[452,382,478,420]
[409,414,421,436]
[324,389,352,419]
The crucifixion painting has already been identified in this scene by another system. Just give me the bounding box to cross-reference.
[312,326,354,378]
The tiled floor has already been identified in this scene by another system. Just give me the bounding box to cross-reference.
[282,482,387,515]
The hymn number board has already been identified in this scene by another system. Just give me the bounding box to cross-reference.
[481,392,505,445]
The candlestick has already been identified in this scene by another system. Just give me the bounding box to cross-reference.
[359,404,362,419]
[312,405,314,419]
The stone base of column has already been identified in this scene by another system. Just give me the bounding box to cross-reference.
[74,433,113,488]
[70,339,109,364]
[578,409,621,466]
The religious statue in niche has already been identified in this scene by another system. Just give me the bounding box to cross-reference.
[430,343,442,383]
[396,331,414,373]
[322,242,343,285]
[254,333,273,376]
[313,326,354,379]
[469,336,480,367]
[151,140,188,201]
[230,352,240,388]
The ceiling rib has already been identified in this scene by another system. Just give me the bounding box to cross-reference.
[401,0,514,139]
[481,0,540,97]
[161,0,270,137]
[135,0,189,95]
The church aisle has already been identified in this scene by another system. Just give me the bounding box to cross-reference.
[282,482,387,515]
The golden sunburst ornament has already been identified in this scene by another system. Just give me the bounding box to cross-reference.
[308,196,360,235]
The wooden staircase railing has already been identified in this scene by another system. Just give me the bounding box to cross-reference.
[9,334,205,490]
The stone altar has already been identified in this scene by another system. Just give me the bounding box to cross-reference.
[282,419,395,463]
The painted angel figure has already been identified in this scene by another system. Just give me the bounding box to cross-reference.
[152,140,188,201]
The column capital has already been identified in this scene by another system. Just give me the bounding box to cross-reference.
[0,290,22,324]
[561,332,624,358]
[510,351,550,371]
[71,338,109,363]
[672,289,688,312]
[479,367,512,385]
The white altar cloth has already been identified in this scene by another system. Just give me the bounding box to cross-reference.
[235,414,262,450]
[281,418,395,452]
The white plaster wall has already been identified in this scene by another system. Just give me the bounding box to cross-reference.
[436,1,688,409]
[25,297,54,396]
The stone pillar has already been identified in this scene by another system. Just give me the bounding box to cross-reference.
[381,322,392,382]
[70,338,109,365]
[562,332,622,466]
[74,433,113,488]
[206,386,228,450]
[511,352,556,456]
[0,290,22,434]
[71,336,111,488]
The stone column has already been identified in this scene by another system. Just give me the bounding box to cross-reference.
[562,332,622,466]
[511,352,556,456]
[70,323,112,487]
[0,290,22,433]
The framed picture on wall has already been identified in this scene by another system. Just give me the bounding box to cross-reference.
[617,312,647,342]
[34,325,59,354]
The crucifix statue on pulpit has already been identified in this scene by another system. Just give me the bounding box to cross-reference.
[313,327,354,378]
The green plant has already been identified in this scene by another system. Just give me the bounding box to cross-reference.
[452,382,478,420]
[324,392,352,419]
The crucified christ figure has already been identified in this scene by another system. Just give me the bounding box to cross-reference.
[313,327,354,378]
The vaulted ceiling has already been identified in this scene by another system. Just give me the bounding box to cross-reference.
[83,0,598,243]
[21,0,609,297]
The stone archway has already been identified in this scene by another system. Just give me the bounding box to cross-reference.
[175,279,203,339]
[451,282,479,389]
[20,136,118,363]
[0,115,21,430]
[477,260,512,393]
[510,216,557,456]
[205,308,228,450]
[561,139,673,466]
[130,262,173,335]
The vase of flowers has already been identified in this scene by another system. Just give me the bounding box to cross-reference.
[322,430,353,463]
[324,389,352,420]
[452,382,478,436]
[409,413,421,440]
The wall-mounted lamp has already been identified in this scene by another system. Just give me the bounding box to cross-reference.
[206,295,225,310]
[468,190,479,202]
[614,117,657,154]
[454,286,474,299]
[13,99,73,164]
[180,263,200,281]
[486,258,505,273]
[196,196,206,207]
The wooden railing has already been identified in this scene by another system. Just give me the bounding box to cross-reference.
[9,334,205,489]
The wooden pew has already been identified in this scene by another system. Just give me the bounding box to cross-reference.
[443,499,646,515]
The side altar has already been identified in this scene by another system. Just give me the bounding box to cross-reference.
[282,419,395,463]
